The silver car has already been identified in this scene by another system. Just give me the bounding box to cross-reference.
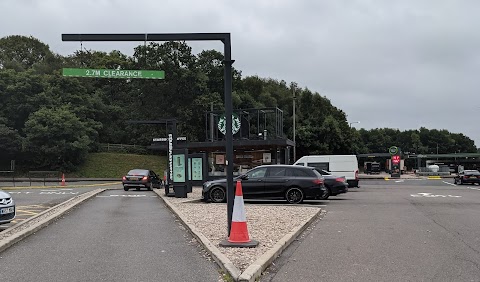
[0,190,16,225]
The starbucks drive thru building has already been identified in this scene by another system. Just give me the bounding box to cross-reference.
[149,107,295,180]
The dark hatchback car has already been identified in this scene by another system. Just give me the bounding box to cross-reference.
[202,165,327,204]
[315,169,349,198]
[454,170,480,185]
[122,169,162,191]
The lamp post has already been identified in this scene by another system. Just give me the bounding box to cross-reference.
[349,121,360,127]
[292,85,296,163]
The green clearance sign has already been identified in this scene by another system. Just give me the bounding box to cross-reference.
[62,68,165,79]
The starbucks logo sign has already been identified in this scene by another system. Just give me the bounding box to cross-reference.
[218,113,241,135]
[389,146,399,155]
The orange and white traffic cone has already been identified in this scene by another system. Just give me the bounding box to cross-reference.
[220,180,259,248]
[61,173,66,186]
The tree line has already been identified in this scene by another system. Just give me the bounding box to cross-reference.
[0,35,477,172]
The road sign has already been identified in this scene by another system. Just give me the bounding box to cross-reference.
[392,155,400,164]
[62,68,165,79]
[389,146,398,155]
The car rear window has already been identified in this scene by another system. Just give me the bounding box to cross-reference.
[286,168,310,177]
[311,169,323,178]
[128,169,149,176]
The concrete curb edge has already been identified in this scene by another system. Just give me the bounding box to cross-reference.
[153,189,242,280]
[0,188,106,253]
[238,208,323,282]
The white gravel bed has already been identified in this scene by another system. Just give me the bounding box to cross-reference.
[163,188,320,272]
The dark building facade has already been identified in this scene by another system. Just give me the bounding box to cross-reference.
[149,107,295,179]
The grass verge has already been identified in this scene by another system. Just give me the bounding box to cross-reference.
[70,152,167,178]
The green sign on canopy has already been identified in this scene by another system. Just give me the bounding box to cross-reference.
[62,68,165,79]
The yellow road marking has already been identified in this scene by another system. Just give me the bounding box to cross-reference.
[17,205,47,209]
[384,177,390,181]
[427,176,442,179]
[16,210,39,216]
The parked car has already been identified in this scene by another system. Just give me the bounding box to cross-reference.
[0,190,16,225]
[454,170,480,185]
[315,169,349,198]
[202,165,327,204]
[122,169,162,191]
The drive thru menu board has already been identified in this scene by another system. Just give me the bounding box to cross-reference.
[189,158,203,181]
[173,154,186,183]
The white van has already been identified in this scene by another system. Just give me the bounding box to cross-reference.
[294,155,359,187]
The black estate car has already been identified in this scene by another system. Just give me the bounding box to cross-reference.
[202,165,327,204]
[454,170,480,185]
[122,169,162,191]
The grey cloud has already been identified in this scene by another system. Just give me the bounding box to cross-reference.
[1,0,479,146]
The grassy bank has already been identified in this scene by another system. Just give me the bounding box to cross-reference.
[70,152,167,178]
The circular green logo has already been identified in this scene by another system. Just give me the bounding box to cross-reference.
[389,146,398,155]
[218,113,241,135]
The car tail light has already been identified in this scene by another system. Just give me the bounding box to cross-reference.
[142,176,148,181]
[355,170,359,180]
[122,176,126,181]
[464,176,469,179]
[313,179,323,185]
[336,177,346,183]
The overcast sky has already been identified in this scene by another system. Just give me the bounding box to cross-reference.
[1,0,479,148]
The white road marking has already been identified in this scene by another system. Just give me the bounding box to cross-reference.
[39,191,78,195]
[7,191,78,195]
[442,181,457,186]
[411,192,461,198]
[395,180,404,183]
[96,195,157,197]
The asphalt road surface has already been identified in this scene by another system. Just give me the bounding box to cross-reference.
[0,185,107,230]
[263,179,480,282]
[0,189,221,282]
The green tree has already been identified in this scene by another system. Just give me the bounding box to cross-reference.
[0,121,23,160]
[23,107,91,171]
[0,35,59,73]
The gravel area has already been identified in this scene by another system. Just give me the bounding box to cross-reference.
[163,188,321,272]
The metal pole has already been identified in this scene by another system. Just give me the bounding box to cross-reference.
[293,87,296,163]
[223,35,235,236]
[210,103,214,142]
[62,32,235,237]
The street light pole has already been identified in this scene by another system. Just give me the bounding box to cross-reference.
[349,121,360,127]
[293,85,296,163]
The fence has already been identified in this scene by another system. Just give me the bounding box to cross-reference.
[28,171,61,186]
[0,171,15,187]
[416,166,451,176]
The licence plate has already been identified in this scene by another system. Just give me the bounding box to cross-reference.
[129,177,139,181]
[0,207,14,214]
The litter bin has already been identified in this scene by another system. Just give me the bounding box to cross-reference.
[173,185,187,198]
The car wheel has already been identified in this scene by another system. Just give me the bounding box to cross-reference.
[460,179,464,185]
[123,186,129,191]
[454,178,459,185]
[148,182,153,191]
[136,187,140,191]
[209,186,226,203]
[285,187,304,204]
[317,187,330,200]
